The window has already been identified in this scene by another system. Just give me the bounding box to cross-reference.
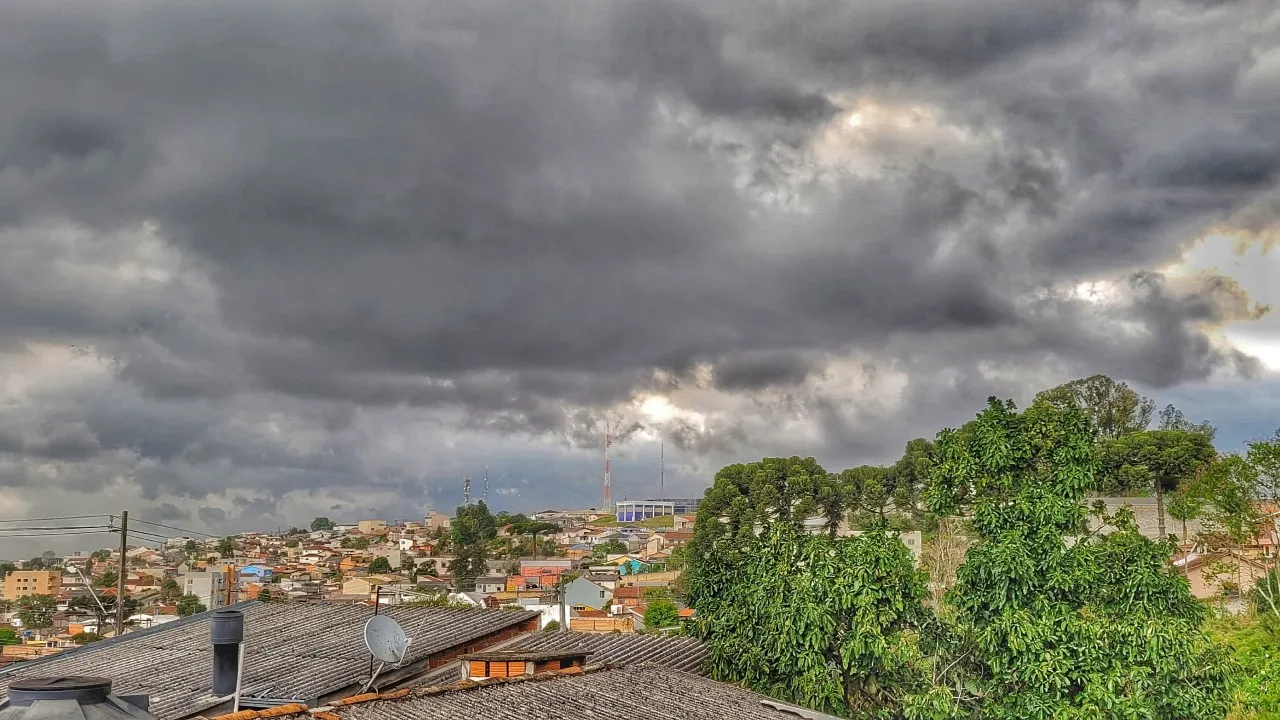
[599,590,606,598]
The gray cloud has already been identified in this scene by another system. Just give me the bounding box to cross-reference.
[0,0,1277,553]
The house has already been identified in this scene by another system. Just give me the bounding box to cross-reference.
[357,520,388,535]
[504,631,707,672]
[513,559,572,591]
[238,565,274,583]
[341,574,405,598]
[425,512,451,531]
[475,576,508,594]
[565,543,593,560]
[1174,550,1273,607]
[0,602,541,720]
[563,576,612,611]
[611,585,643,610]
[673,514,696,531]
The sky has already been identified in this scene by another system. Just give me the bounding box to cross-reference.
[1,0,1278,557]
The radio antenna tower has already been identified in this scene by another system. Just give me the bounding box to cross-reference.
[483,466,489,502]
[463,476,471,505]
[660,441,664,492]
[603,420,615,510]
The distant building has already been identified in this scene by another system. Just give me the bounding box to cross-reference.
[615,498,701,522]
[358,520,388,535]
[425,512,451,531]
[178,571,228,610]
[1,571,61,601]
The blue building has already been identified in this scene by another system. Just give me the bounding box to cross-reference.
[615,498,701,522]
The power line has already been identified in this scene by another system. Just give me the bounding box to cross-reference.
[131,518,219,539]
[0,525,110,532]
[0,530,115,538]
[0,515,110,524]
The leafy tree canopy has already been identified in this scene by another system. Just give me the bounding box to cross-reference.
[16,594,57,630]
[913,398,1233,720]
[96,569,118,589]
[310,517,335,531]
[449,501,497,592]
[699,524,926,718]
[217,537,237,557]
[593,539,628,558]
[643,599,681,632]
[1033,373,1155,441]
[0,628,18,645]
[89,549,111,562]
[341,536,371,550]
[368,556,392,573]
[177,594,207,617]
[0,561,14,578]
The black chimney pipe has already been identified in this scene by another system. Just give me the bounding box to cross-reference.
[210,609,245,696]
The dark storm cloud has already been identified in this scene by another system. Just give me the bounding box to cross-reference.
[0,0,1277,541]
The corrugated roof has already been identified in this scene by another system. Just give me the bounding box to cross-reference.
[0,602,537,720]
[506,632,707,673]
[328,664,813,720]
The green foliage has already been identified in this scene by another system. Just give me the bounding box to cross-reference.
[160,578,181,601]
[1095,429,1217,497]
[24,557,48,571]
[257,586,276,602]
[368,556,392,573]
[449,500,497,592]
[1206,614,1280,720]
[177,594,207,617]
[699,523,927,718]
[1158,404,1218,440]
[593,539,628,558]
[542,620,561,632]
[217,537,237,557]
[1033,374,1155,441]
[686,456,838,607]
[183,539,198,555]
[96,569,118,588]
[310,516,335,531]
[89,549,111,562]
[643,599,681,631]
[341,536,371,550]
[1246,429,1280,503]
[642,586,672,603]
[915,398,1233,720]
[285,539,300,548]
[16,594,57,630]
[0,628,19,645]
[69,632,101,645]
[68,595,139,629]
[0,561,14,579]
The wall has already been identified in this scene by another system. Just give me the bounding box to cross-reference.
[1,571,61,600]
[569,617,633,633]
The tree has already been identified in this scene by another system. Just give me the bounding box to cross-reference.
[68,595,139,630]
[448,501,497,592]
[1033,374,1154,440]
[699,523,927,718]
[177,594,207,617]
[686,457,840,606]
[340,536,371,550]
[217,537,237,557]
[1157,404,1217,440]
[16,594,57,630]
[96,569,118,589]
[310,517,335,531]
[24,557,47,571]
[1096,429,1217,538]
[918,516,970,605]
[0,561,14,579]
[541,620,561,632]
[284,539,299,548]
[89,549,111,562]
[592,539,627,559]
[70,632,102,645]
[160,578,182,602]
[0,628,18,645]
[642,586,672,603]
[257,586,276,602]
[182,539,198,557]
[643,599,681,631]
[911,398,1233,719]
[368,556,392,573]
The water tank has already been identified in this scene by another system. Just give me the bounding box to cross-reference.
[0,677,157,720]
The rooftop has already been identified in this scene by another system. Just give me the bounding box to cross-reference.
[203,664,836,720]
[0,602,538,720]
[506,631,708,673]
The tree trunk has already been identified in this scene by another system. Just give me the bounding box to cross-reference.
[1155,483,1167,540]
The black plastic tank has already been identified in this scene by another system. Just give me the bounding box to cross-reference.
[0,677,156,720]
[210,609,245,696]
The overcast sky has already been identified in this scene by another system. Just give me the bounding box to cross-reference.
[2,0,1278,557]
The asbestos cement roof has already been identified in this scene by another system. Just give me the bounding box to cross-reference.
[505,631,708,673]
[324,664,830,720]
[0,602,538,720]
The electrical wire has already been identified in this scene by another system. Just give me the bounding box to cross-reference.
[0,530,115,538]
[0,525,110,532]
[131,517,220,538]
[0,515,110,523]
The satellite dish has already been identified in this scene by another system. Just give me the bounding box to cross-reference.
[364,615,409,664]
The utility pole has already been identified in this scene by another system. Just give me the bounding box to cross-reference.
[115,511,128,637]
